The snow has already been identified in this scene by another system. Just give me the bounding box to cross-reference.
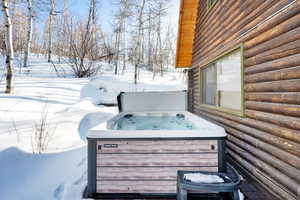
[0,147,86,200]
[80,65,186,105]
[239,189,245,200]
[0,54,186,199]
[78,109,114,140]
[184,173,224,183]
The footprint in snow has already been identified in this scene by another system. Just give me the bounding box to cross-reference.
[73,170,87,185]
[77,157,87,167]
[73,175,84,185]
[53,184,65,200]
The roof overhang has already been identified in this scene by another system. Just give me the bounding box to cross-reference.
[175,0,199,68]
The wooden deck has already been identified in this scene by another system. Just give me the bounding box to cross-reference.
[239,179,275,200]
[85,158,276,200]
[85,176,275,199]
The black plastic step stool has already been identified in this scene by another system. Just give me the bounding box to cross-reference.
[177,164,241,200]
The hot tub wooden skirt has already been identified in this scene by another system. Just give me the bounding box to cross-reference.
[97,166,218,180]
[97,166,218,193]
[86,138,225,195]
[97,180,176,193]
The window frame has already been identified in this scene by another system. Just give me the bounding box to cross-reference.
[199,45,245,117]
[207,0,219,11]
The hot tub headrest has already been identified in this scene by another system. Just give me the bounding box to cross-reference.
[117,91,187,112]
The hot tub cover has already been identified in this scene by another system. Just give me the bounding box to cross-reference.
[117,91,187,112]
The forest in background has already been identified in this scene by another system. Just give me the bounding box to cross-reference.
[0,0,178,93]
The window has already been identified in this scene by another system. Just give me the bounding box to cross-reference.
[207,0,218,10]
[202,64,217,105]
[201,49,243,115]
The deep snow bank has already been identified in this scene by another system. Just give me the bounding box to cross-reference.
[80,72,186,105]
[0,147,87,200]
[78,111,114,140]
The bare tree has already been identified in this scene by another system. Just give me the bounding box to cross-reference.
[146,2,153,72]
[100,31,114,63]
[132,0,146,84]
[0,0,177,84]
[152,0,169,78]
[88,0,98,28]
[6,1,28,55]
[47,0,55,62]
[111,0,174,80]
[155,1,163,77]
[2,0,14,93]
[63,0,101,77]
[23,0,33,68]
[163,23,176,69]
[112,0,132,75]
[121,0,131,75]
[113,24,121,74]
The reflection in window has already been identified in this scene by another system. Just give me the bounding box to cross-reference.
[202,49,242,112]
[202,64,216,105]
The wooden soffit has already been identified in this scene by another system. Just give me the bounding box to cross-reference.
[176,0,199,68]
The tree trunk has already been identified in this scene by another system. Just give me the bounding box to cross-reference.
[134,63,138,84]
[2,0,14,94]
[122,18,126,75]
[48,0,55,63]
[134,0,146,84]
[157,9,163,77]
[114,28,120,75]
[23,0,33,68]
[148,8,152,72]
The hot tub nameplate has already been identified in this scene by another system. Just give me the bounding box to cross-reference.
[103,144,118,148]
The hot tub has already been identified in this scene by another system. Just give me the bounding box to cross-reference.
[86,91,226,197]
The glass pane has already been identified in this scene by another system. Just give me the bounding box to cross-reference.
[202,64,216,105]
[216,50,241,110]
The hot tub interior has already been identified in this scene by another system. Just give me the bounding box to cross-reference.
[112,113,198,130]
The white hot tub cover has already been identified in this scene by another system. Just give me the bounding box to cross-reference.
[117,91,187,112]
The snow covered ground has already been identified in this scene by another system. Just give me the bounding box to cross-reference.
[0,54,186,200]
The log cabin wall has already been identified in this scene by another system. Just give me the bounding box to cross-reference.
[188,0,300,199]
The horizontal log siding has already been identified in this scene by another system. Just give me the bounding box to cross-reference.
[189,0,300,199]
